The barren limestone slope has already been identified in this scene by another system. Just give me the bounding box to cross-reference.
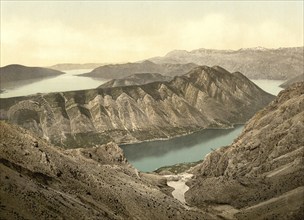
[185,82,304,219]
[0,121,216,220]
[0,66,274,148]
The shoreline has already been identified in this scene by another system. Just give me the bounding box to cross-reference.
[119,123,245,147]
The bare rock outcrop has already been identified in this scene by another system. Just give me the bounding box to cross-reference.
[185,82,304,219]
[0,121,215,220]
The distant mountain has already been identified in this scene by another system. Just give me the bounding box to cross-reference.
[98,73,172,88]
[49,63,105,71]
[280,73,304,88]
[186,82,304,219]
[148,47,304,80]
[80,60,198,79]
[0,64,64,88]
[0,66,274,148]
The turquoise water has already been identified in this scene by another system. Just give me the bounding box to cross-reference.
[1,71,283,172]
[0,69,107,98]
[120,80,284,172]
[121,125,244,172]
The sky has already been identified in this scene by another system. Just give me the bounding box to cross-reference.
[1,0,303,66]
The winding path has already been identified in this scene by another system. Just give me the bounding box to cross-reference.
[165,173,193,203]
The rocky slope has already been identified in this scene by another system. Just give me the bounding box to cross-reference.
[80,60,198,79]
[0,121,216,220]
[0,64,64,88]
[0,66,274,148]
[185,82,304,219]
[280,74,304,88]
[98,73,172,88]
[148,47,304,80]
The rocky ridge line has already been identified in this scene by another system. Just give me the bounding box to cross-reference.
[185,82,304,219]
[0,66,274,148]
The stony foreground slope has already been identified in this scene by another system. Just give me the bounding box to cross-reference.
[185,82,304,219]
[0,66,274,148]
[0,121,215,220]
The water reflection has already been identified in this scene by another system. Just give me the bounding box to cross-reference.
[120,125,244,172]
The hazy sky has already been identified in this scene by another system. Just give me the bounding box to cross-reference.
[1,1,303,66]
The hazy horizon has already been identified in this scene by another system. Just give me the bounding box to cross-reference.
[1,1,303,67]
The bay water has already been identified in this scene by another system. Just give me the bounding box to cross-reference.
[121,80,284,172]
[0,70,284,172]
[0,69,107,98]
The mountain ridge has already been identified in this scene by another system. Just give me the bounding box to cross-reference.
[185,82,304,219]
[98,72,172,88]
[0,66,274,148]
[80,61,198,79]
[148,46,304,80]
[280,74,304,88]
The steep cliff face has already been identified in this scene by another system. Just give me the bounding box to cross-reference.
[80,60,198,79]
[185,82,304,219]
[98,73,172,88]
[0,66,274,148]
[0,121,216,220]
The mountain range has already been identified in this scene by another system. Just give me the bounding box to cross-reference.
[0,66,274,148]
[98,73,172,88]
[77,47,303,81]
[1,81,302,219]
[147,47,303,80]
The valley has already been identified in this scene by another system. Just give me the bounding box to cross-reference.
[0,66,274,149]
[1,0,303,218]
[1,82,303,219]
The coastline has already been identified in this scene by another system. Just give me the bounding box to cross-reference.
[119,123,244,147]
